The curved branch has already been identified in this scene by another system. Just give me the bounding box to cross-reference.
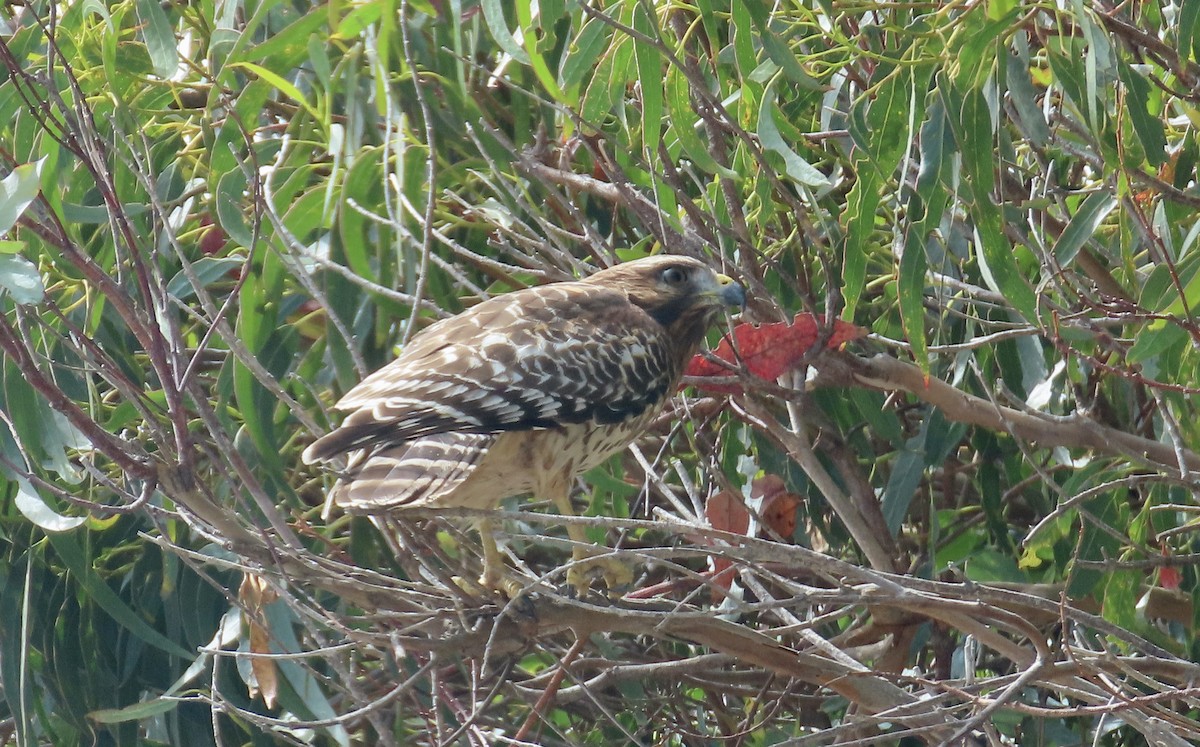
[824,352,1200,475]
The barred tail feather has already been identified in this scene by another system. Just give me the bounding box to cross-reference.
[330,433,495,512]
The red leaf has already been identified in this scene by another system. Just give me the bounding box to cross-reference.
[704,491,749,601]
[702,477,802,601]
[753,475,799,539]
[198,214,228,256]
[685,314,866,393]
[1157,544,1182,590]
[1159,566,1182,591]
[704,490,750,536]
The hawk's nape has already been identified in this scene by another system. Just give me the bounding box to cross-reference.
[304,255,745,593]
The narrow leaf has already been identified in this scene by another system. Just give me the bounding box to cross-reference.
[632,5,663,160]
[167,257,244,302]
[842,170,879,320]
[229,62,319,120]
[0,254,44,304]
[135,0,178,78]
[945,81,1038,322]
[1117,60,1167,165]
[560,17,611,95]
[740,1,822,90]
[481,0,530,64]
[46,532,194,659]
[897,231,928,370]
[1181,0,1200,63]
[1053,192,1117,266]
[89,698,180,724]
[882,427,927,536]
[758,81,828,187]
[0,159,45,235]
[13,478,86,532]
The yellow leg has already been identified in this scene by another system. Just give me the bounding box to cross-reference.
[455,519,523,597]
[478,518,505,590]
[549,480,633,595]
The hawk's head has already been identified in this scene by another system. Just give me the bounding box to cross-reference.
[585,255,745,346]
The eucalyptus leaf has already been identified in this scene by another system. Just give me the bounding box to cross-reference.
[135,0,178,78]
[12,478,86,532]
[757,81,829,187]
[0,159,44,235]
[0,254,43,304]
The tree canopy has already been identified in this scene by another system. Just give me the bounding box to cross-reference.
[2,0,1200,744]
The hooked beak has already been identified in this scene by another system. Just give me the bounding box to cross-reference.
[714,273,747,309]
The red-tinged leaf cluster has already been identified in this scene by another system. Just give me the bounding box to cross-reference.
[1157,544,1182,590]
[703,475,801,601]
[684,313,866,394]
[198,214,228,256]
[1158,566,1182,591]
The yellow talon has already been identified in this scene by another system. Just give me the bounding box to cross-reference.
[459,518,525,598]
[565,552,634,596]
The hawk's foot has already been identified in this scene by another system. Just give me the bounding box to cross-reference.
[565,553,634,597]
[452,569,525,599]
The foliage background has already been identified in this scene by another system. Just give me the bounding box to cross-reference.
[1,0,1199,744]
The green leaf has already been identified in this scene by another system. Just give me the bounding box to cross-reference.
[897,231,928,367]
[166,257,244,302]
[1053,192,1117,266]
[0,159,44,235]
[334,3,383,39]
[1139,252,1200,314]
[944,80,1038,322]
[1181,0,1200,63]
[841,168,879,321]
[1005,50,1050,146]
[481,0,530,64]
[560,17,611,96]
[0,254,44,304]
[757,80,828,187]
[849,389,903,446]
[228,62,319,121]
[89,697,180,724]
[867,64,930,175]
[963,548,1026,583]
[947,5,1007,90]
[581,36,633,126]
[1080,0,1119,132]
[135,0,178,78]
[259,600,352,745]
[12,478,86,532]
[730,0,757,77]
[514,0,565,101]
[45,532,193,659]
[248,7,328,62]
[632,5,662,160]
[1045,36,1087,115]
[665,67,735,177]
[881,423,926,536]
[740,1,822,90]
[1127,318,1187,365]
[1117,60,1167,165]
[1101,570,1139,631]
[1020,510,1073,570]
[215,168,252,248]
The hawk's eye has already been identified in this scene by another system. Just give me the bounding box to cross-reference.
[660,266,689,285]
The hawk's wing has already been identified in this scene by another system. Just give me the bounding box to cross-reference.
[303,282,678,463]
[331,433,495,510]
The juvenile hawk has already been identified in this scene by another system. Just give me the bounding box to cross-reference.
[303,255,745,591]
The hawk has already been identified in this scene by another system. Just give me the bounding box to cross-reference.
[303,255,745,591]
